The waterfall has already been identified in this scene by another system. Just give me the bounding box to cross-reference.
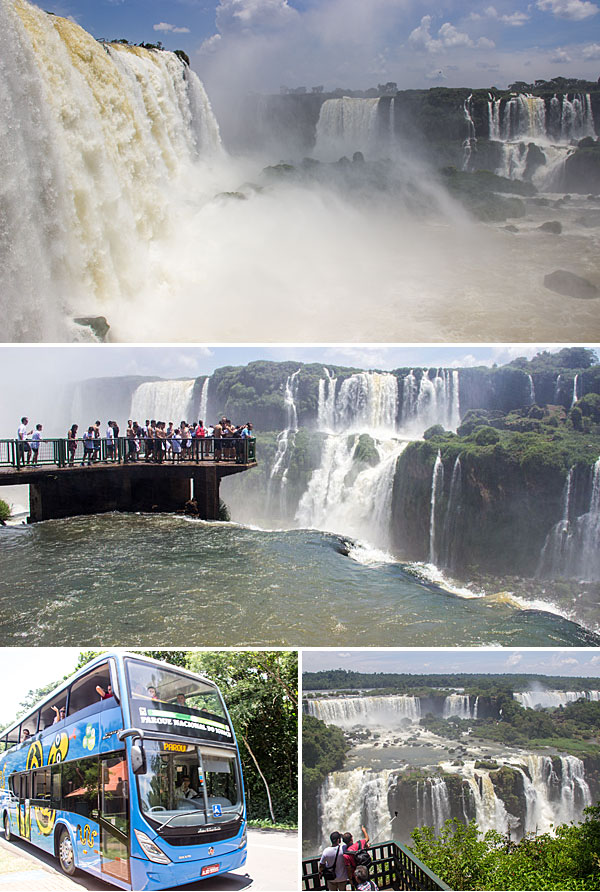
[318,769,392,847]
[333,373,398,434]
[572,374,579,407]
[198,377,210,425]
[317,368,338,432]
[528,375,536,405]
[465,771,511,835]
[462,95,476,171]
[538,459,600,581]
[1,0,221,341]
[443,694,472,719]
[314,97,381,159]
[295,437,406,548]
[487,92,595,183]
[439,455,462,571]
[429,451,444,564]
[400,370,460,437]
[130,380,195,423]
[514,690,600,709]
[268,371,301,518]
[306,695,421,726]
[525,755,591,831]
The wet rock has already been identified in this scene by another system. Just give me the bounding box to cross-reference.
[73,316,110,341]
[544,270,599,300]
[184,499,199,516]
[538,220,562,234]
[503,224,519,233]
[575,211,600,228]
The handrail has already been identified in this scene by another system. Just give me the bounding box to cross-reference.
[0,437,257,470]
[302,839,451,891]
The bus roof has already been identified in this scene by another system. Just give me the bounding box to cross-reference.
[2,651,219,737]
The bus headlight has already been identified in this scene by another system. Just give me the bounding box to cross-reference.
[134,830,172,864]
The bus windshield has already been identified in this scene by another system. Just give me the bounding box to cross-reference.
[125,659,234,744]
[137,741,242,830]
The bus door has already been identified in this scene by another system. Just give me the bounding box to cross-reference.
[17,774,31,840]
[99,754,130,885]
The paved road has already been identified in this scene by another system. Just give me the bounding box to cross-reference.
[0,829,298,891]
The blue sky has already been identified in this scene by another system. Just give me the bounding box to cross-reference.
[39,0,600,93]
[302,648,600,677]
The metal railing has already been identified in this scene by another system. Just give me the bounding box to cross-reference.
[0,437,257,470]
[302,840,451,891]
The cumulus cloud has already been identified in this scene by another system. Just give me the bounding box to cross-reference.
[215,0,300,35]
[153,22,191,34]
[537,0,598,20]
[549,48,573,62]
[409,16,485,52]
[582,42,600,58]
[506,653,522,666]
[469,6,531,25]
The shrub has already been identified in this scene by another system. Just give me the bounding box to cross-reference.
[0,500,10,523]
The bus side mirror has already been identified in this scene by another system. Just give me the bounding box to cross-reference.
[131,744,146,775]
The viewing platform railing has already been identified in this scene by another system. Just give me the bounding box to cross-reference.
[0,437,257,470]
[302,840,451,891]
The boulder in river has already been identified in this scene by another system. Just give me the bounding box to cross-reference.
[543,270,598,300]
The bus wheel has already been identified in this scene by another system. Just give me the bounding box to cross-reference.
[58,829,76,876]
[3,814,10,842]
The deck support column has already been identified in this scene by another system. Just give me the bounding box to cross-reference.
[193,466,220,520]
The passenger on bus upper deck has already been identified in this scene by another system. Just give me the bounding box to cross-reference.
[21,728,31,741]
[96,683,113,700]
[52,705,66,724]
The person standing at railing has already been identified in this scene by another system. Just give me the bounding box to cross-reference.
[319,832,350,891]
[93,420,101,462]
[213,421,223,462]
[67,424,78,465]
[105,421,115,462]
[30,424,42,465]
[82,427,95,466]
[17,417,32,465]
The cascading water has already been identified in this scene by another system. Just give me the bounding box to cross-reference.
[198,377,210,425]
[416,778,452,834]
[305,695,421,726]
[442,694,473,719]
[514,690,600,709]
[525,755,591,830]
[317,369,338,433]
[329,372,398,434]
[538,459,600,581]
[130,380,195,423]
[400,370,460,437]
[429,451,444,564]
[528,374,536,405]
[318,769,392,847]
[268,371,301,518]
[314,97,381,160]
[438,455,462,571]
[488,91,595,184]
[1,0,221,341]
[462,95,476,171]
[572,374,579,407]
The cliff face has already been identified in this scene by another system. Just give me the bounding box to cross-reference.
[391,438,570,576]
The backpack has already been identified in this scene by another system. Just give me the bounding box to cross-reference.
[354,839,372,869]
[322,845,341,882]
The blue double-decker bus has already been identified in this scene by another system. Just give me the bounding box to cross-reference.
[0,652,247,889]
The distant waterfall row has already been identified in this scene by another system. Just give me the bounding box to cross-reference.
[488,93,595,143]
[322,753,591,847]
[129,377,210,425]
[514,690,600,709]
[305,693,480,725]
[538,458,600,582]
[1,0,221,340]
[315,98,381,159]
[317,368,460,436]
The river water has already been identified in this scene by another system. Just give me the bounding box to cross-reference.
[0,514,597,646]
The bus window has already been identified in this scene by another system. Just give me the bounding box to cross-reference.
[69,663,112,716]
[20,712,39,741]
[5,727,19,749]
[201,748,241,813]
[61,757,99,818]
[32,768,52,802]
[40,695,66,730]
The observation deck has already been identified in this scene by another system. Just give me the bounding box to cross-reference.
[0,437,256,523]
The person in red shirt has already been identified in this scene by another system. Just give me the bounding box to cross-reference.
[342,826,370,884]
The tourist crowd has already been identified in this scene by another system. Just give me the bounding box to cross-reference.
[16,416,254,466]
[319,826,377,890]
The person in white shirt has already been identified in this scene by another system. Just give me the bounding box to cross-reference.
[177,777,198,799]
[105,422,115,462]
[17,416,32,465]
[31,424,43,465]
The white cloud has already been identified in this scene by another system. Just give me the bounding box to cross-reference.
[478,37,496,48]
[537,0,598,20]
[549,48,573,62]
[200,33,223,53]
[582,42,600,58]
[506,653,522,666]
[215,0,299,34]
[153,22,191,34]
[425,68,447,81]
[470,6,531,25]
[409,16,482,53]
